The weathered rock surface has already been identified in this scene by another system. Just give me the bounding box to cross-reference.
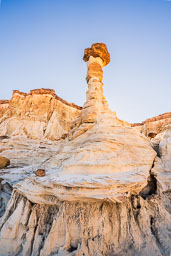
[0,43,170,256]
[0,89,81,140]
[0,101,9,118]
[132,112,171,138]
[0,135,62,217]
[0,128,170,255]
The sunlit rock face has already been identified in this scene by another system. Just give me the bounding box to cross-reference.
[132,112,171,138]
[0,43,170,256]
[0,101,9,118]
[0,89,81,140]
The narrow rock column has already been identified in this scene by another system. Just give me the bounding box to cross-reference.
[69,43,121,140]
[81,43,114,124]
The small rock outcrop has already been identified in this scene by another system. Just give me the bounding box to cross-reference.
[0,156,10,169]
[132,112,171,138]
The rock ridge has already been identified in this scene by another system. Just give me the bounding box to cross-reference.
[132,112,171,138]
[0,88,81,140]
[12,88,82,110]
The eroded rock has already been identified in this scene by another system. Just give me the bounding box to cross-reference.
[0,191,170,256]
[0,89,81,140]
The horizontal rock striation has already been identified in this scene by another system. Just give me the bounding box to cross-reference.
[0,89,81,140]
[132,112,171,138]
[151,126,171,193]
[0,101,9,118]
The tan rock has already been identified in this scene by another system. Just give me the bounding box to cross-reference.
[0,100,9,118]
[132,112,171,138]
[0,88,81,140]
[86,61,103,83]
[0,156,10,169]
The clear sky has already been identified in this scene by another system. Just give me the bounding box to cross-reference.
[0,0,171,123]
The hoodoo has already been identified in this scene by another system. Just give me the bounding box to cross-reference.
[0,44,170,256]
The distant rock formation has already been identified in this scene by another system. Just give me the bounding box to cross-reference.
[0,89,81,140]
[132,112,171,138]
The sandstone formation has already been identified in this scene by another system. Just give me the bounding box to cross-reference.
[0,100,9,118]
[132,112,171,138]
[0,89,81,140]
[0,156,10,169]
[0,131,170,256]
[0,136,62,217]
[0,43,170,256]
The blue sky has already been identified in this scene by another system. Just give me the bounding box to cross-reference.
[0,0,170,122]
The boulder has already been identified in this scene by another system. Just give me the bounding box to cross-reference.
[34,169,46,177]
[0,156,10,169]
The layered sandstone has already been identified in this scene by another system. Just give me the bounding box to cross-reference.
[0,130,170,256]
[0,89,81,140]
[0,101,9,118]
[0,43,170,256]
[132,112,171,138]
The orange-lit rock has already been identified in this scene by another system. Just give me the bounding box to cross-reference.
[0,101,9,118]
[83,43,110,66]
[132,112,171,138]
[0,89,81,140]
[0,156,10,169]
